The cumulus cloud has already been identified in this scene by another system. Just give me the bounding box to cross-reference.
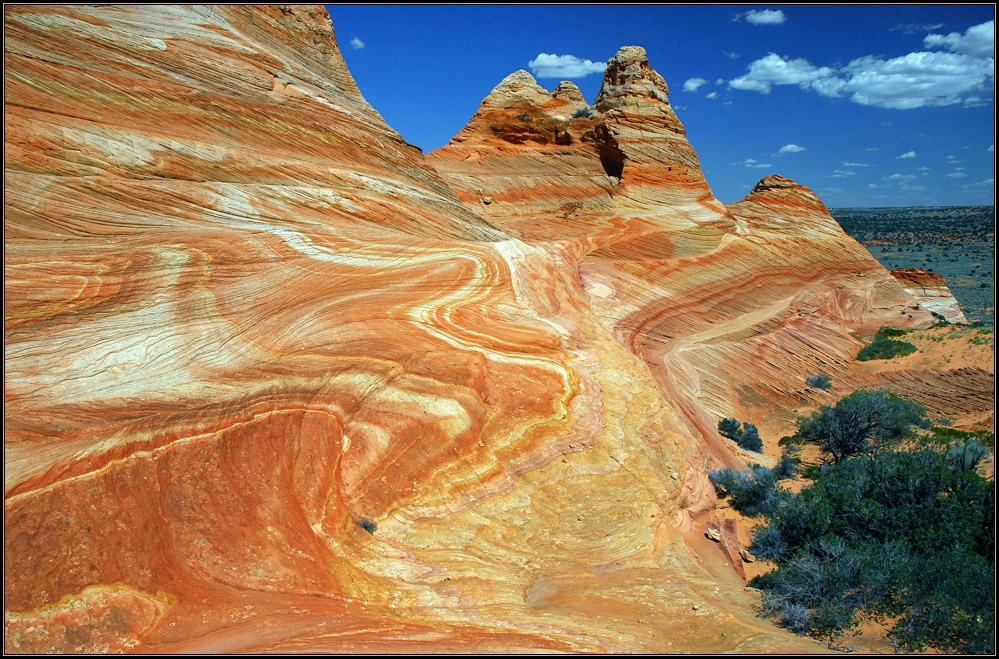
[727,20,995,109]
[350,36,365,50]
[741,9,787,25]
[925,20,994,58]
[778,143,805,154]
[885,173,917,181]
[738,158,772,168]
[831,170,855,177]
[945,171,969,178]
[842,161,872,167]
[729,53,836,93]
[897,151,917,159]
[705,91,719,100]
[683,77,709,92]
[528,53,606,79]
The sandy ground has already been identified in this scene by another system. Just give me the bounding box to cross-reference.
[859,324,994,378]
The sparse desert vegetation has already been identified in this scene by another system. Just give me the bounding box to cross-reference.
[712,390,995,654]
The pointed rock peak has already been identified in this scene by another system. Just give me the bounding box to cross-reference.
[743,175,829,213]
[749,175,809,194]
[552,81,586,103]
[483,69,551,108]
[595,45,670,110]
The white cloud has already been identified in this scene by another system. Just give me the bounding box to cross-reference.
[897,151,917,159]
[831,170,855,177]
[705,91,719,100]
[350,36,365,50]
[945,171,969,178]
[842,161,872,167]
[924,20,994,58]
[885,173,917,181]
[743,9,787,25]
[726,20,995,109]
[839,51,994,109]
[738,158,772,168]
[683,77,709,92]
[989,144,995,152]
[723,51,740,60]
[729,53,836,93]
[528,53,606,79]
[892,23,945,35]
[965,178,994,187]
[778,143,805,154]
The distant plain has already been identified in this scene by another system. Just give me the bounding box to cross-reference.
[832,206,995,327]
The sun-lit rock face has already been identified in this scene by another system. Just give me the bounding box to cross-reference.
[891,268,968,324]
[4,6,989,655]
[4,5,827,654]
[430,50,964,459]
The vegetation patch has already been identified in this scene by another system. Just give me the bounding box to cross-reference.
[806,374,832,390]
[710,390,994,653]
[718,417,763,452]
[857,327,918,361]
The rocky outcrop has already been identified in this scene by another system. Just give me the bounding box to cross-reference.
[891,268,968,324]
[431,48,950,454]
[4,7,990,655]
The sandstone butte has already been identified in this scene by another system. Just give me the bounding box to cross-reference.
[3,5,993,654]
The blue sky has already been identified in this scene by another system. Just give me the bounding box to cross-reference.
[327,5,995,207]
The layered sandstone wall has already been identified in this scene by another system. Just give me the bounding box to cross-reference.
[4,6,989,655]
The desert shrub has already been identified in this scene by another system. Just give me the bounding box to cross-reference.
[357,517,377,534]
[877,326,910,338]
[857,326,918,361]
[708,464,786,518]
[735,442,994,653]
[718,417,763,452]
[572,107,594,118]
[796,389,929,464]
[807,374,832,390]
[738,423,763,452]
[857,336,918,361]
[718,417,741,438]
[945,438,991,472]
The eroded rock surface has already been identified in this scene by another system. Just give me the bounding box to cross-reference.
[5,7,992,655]
[891,267,968,324]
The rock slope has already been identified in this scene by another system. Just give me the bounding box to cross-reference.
[4,5,991,654]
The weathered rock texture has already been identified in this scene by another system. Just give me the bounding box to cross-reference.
[4,6,992,655]
[891,267,968,324]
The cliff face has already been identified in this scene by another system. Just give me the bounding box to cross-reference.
[3,6,989,655]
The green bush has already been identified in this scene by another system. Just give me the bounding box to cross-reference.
[807,374,832,390]
[718,417,764,452]
[725,395,995,653]
[857,336,918,361]
[796,389,929,463]
[857,327,918,361]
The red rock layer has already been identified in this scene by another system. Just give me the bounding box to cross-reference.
[5,7,990,655]
[430,50,966,462]
[4,6,827,655]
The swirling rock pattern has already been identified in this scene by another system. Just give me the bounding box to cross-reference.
[4,6,991,654]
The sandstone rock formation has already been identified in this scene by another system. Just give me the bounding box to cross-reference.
[4,6,992,655]
[891,267,969,324]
